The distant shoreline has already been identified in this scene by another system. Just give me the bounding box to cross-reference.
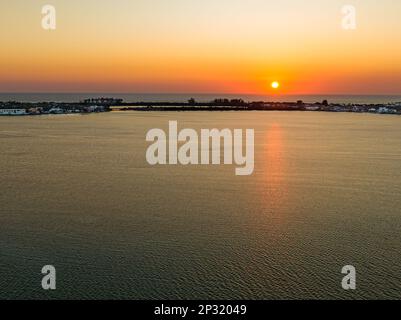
[1,97,401,116]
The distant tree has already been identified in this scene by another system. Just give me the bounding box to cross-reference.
[230,99,245,105]
[188,98,196,105]
[322,100,329,106]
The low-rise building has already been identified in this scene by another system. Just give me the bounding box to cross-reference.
[305,106,320,111]
[0,108,27,115]
[82,98,123,105]
[85,105,105,112]
[49,107,64,114]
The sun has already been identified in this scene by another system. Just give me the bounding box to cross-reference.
[271,81,280,89]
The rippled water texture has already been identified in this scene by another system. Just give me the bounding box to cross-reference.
[1,111,400,299]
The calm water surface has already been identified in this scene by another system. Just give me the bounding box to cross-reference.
[0,111,400,299]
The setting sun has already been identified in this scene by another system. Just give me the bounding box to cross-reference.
[271,81,280,89]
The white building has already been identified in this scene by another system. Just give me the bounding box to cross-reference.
[86,105,104,112]
[377,107,389,114]
[0,109,27,115]
[49,107,64,114]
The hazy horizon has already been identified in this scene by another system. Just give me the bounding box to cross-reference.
[2,92,401,104]
[2,91,401,96]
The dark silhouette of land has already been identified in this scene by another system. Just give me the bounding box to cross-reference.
[1,97,400,115]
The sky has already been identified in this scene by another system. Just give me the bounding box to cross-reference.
[1,0,401,94]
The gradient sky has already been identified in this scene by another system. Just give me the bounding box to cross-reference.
[1,0,401,94]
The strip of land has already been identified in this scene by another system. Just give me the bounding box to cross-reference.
[1,97,401,115]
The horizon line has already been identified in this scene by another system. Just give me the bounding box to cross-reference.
[1,92,401,96]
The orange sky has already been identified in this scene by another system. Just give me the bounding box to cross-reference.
[1,0,401,94]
